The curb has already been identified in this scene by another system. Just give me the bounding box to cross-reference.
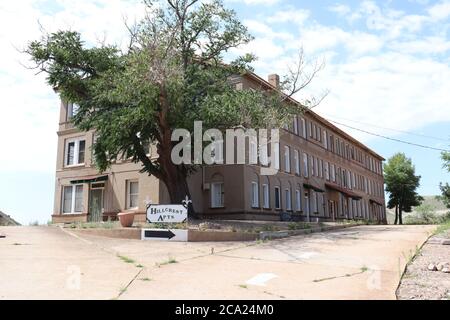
[259,223,363,240]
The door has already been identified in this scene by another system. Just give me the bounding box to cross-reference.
[89,189,104,222]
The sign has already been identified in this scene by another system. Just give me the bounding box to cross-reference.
[146,204,188,223]
[141,229,188,242]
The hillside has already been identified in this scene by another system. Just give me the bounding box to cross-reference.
[386,196,449,224]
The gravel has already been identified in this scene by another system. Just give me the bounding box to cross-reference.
[397,229,450,300]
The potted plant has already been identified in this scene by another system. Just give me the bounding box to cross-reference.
[117,211,135,228]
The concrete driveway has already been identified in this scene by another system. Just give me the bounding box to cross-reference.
[0,225,435,300]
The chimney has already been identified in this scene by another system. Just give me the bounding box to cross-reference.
[268,74,280,88]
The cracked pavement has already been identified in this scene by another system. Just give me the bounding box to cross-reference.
[0,225,435,299]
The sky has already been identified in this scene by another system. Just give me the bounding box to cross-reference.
[0,0,449,224]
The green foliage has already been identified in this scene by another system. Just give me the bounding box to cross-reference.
[439,151,450,209]
[26,0,310,207]
[383,153,422,224]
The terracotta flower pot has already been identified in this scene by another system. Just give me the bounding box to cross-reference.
[117,212,135,228]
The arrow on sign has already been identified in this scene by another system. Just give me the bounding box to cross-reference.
[144,230,176,240]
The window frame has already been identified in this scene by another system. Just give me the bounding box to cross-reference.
[211,182,225,208]
[65,137,86,167]
[62,184,84,214]
[251,182,259,208]
[126,180,139,210]
[262,184,270,209]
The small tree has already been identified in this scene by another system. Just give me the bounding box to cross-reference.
[439,151,450,209]
[25,0,324,216]
[384,153,423,225]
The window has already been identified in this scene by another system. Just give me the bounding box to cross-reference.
[295,189,301,212]
[312,191,317,213]
[262,184,270,209]
[274,142,280,170]
[324,161,330,180]
[67,103,79,120]
[211,182,224,208]
[285,188,292,211]
[294,150,300,175]
[126,180,139,209]
[251,182,259,208]
[301,118,307,138]
[65,138,86,166]
[319,159,323,178]
[331,164,336,182]
[310,155,314,176]
[303,153,309,177]
[293,116,298,135]
[274,187,281,209]
[304,192,309,214]
[314,157,318,177]
[284,146,290,173]
[62,185,83,214]
[323,130,328,149]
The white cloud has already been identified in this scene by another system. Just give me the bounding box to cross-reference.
[427,0,450,20]
[226,0,280,5]
[267,8,310,25]
[328,4,351,16]
[0,0,147,173]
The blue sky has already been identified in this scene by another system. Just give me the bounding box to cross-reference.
[0,0,449,224]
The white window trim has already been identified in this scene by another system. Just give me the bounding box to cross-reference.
[62,184,83,214]
[294,150,300,175]
[251,182,259,208]
[262,184,270,209]
[295,189,301,212]
[274,186,281,210]
[303,153,309,178]
[285,188,292,211]
[301,118,307,138]
[211,182,224,208]
[284,146,290,173]
[126,180,139,210]
[65,137,86,167]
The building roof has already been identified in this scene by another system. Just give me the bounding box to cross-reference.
[243,72,385,161]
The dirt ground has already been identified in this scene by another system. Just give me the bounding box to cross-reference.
[397,229,450,300]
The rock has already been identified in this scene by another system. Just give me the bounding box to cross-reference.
[436,262,449,271]
[428,263,437,271]
[442,267,450,273]
[441,239,450,245]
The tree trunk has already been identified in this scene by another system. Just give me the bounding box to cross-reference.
[394,205,398,225]
[158,151,196,218]
[399,206,403,225]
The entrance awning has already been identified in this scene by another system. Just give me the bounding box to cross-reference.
[370,199,384,206]
[303,183,325,193]
[325,182,362,200]
[70,175,109,184]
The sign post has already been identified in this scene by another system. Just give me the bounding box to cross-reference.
[142,196,191,242]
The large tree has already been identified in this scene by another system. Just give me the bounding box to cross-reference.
[439,151,450,209]
[26,0,322,214]
[384,153,423,225]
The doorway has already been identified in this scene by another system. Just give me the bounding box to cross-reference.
[89,184,104,222]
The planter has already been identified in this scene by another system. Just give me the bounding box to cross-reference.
[117,212,135,228]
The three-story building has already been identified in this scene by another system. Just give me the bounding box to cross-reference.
[52,72,386,224]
